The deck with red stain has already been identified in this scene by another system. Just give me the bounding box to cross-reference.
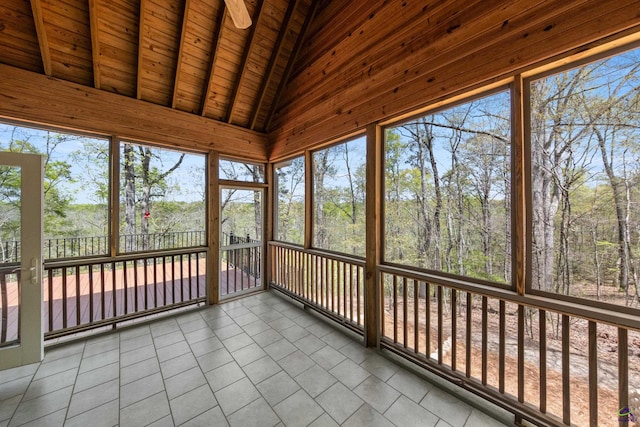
[0,259,261,344]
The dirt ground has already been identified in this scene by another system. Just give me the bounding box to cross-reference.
[381,285,640,427]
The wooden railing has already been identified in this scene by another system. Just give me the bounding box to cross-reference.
[42,248,207,339]
[221,238,262,297]
[379,264,640,427]
[1,230,206,263]
[268,242,365,331]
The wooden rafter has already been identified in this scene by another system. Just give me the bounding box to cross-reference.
[136,0,149,100]
[29,0,52,76]
[265,0,319,132]
[88,0,102,88]
[250,0,300,130]
[201,5,227,116]
[172,0,193,109]
[226,0,265,124]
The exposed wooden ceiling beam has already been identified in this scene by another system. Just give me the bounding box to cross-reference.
[88,0,102,89]
[201,5,227,116]
[0,64,268,160]
[226,0,265,124]
[172,0,193,109]
[136,0,149,100]
[29,0,52,76]
[250,0,300,130]
[265,0,319,132]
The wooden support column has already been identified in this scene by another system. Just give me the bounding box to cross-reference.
[109,136,120,257]
[208,152,220,305]
[365,123,382,347]
[304,150,313,249]
[265,162,274,289]
[513,75,527,296]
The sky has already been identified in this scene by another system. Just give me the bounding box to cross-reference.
[0,122,206,204]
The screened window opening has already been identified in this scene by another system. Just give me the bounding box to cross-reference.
[275,156,305,245]
[313,136,366,256]
[384,90,512,284]
[119,142,205,252]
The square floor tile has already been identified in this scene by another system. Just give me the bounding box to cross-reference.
[264,339,297,361]
[293,334,326,355]
[343,404,394,427]
[384,395,439,427]
[64,399,119,427]
[278,350,314,377]
[120,392,170,427]
[120,372,165,408]
[310,346,345,370]
[273,389,324,427]
[215,377,261,416]
[308,413,339,427]
[156,340,191,363]
[197,347,233,372]
[295,364,336,398]
[9,386,73,425]
[23,368,78,401]
[359,354,398,381]
[421,387,473,427]
[316,382,364,424]
[165,366,207,400]
[256,371,300,406]
[182,406,229,427]
[160,352,198,379]
[223,333,254,353]
[243,356,282,384]
[205,361,245,392]
[353,375,400,413]
[120,357,160,386]
[329,359,370,389]
[67,378,119,418]
[340,341,373,364]
[227,397,280,427]
[190,337,224,357]
[387,368,433,403]
[232,343,267,367]
[169,384,217,425]
[252,329,283,348]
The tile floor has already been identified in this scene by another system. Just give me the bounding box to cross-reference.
[0,291,512,427]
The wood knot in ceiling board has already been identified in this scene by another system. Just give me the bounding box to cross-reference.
[0,23,5,32]
[446,23,460,34]
[427,77,435,83]
[502,20,509,29]
[543,24,555,32]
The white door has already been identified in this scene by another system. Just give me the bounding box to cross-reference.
[0,152,44,370]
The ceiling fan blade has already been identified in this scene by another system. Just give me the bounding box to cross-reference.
[224,0,252,29]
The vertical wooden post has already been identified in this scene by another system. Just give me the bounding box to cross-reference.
[265,162,273,289]
[304,150,313,249]
[365,123,382,347]
[513,75,527,296]
[208,151,220,305]
[109,136,120,257]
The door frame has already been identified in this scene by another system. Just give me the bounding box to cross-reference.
[218,184,266,301]
[0,152,44,370]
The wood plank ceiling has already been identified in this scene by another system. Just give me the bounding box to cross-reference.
[0,0,313,134]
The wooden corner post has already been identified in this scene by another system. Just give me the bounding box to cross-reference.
[208,151,220,305]
[365,123,382,347]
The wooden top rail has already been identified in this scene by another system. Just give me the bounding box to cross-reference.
[268,241,365,266]
[44,247,207,269]
[378,263,640,333]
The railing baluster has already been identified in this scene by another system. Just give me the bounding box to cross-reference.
[48,269,54,332]
[403,277,408,349]
[438,285,443,364]
[62,267,68,329]
[89,265,94,324]
[481,296,488,384]
[1,273,7,343]
[618,328,628,427]
[562,314,570,425]
[124,261,129,315]
[465,292,471,377]
[414,279,419,355]
[393,275,398,344]
[588,321,597,427]
[100,264,105,320]
[499,300,505,393]
[450,288,456,368]
[180,254,185,302]
[75,267,81,326]
[540,309,547,414]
